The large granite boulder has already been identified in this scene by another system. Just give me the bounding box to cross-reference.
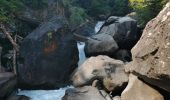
[62,86,110,100]
[84,34,119,57]
[121,74,164,100]
[0,72,17,99]
[18,16,79,89]
[125,2,170,92]
[99,16,137,49]
[72,55,128,92]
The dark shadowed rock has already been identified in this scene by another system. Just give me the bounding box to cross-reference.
[7,95,30,100]
[62,86,109,100]
[125,2,170,92]
[113,49,132,62]
[74,22,96,37]
[99,16,137,50]
[0,72,17,99]
[121,74,164,100]
[99,90,113,100]
[85,34,118,57]
[104,16,120,26]
[18,16,79,89]
[72,55,128,92]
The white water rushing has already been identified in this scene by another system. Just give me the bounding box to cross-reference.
[17,43,86,100]
[95,21,105,33]
[77,42,86,66]
[17,21,104,100]
[17,86,73,100]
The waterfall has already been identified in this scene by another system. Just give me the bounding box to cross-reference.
[17,43,86,100]
[77,42,86,66]
[95,21,105,33]
[17,21,103,100]
[76,21,104,66]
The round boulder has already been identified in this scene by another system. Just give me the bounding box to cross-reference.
[99,16,138,50]
[85,34,118,57]
[72,55,128,92]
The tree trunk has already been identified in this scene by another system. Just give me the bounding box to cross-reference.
[0,25,18,74]
[0,25,19,52]
[13,35,17,75]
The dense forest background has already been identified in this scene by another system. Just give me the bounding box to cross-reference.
[0,0,168,40]
[0,0,168,61]
[0,0,168,56]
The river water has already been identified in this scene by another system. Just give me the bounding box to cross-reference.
[77,42,86,66]
[17,21,104,100]
[95,21,105,33]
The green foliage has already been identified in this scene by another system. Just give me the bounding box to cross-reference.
[112,0,131,16]
[74,0,131,18]
[62,0,131,27]
[21,0,48,9]
[47,32,53,42]
[88,0,112,17]
[62,0,75,7]
[69,6,87,27]
[130,0,168,27]
[0,0,22,23]
[61,0,87,27]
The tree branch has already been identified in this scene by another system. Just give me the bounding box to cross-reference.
[0,24,19,52]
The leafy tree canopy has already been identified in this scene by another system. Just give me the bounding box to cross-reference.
[0,0,22,23]
[129,0,168,27]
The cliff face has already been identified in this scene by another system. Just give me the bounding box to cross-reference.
[125,1,170,92]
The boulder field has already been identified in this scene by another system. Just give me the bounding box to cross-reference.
[125,1,170,92]
[84,16,138,62]
[1,1,170,100]
[63,1,170,100]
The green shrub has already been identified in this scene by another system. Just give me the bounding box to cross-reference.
[88,0,112,17]
[69,6,87,27]
[130,0,168,27]
[21,0,47,9]
[0,0,22,23]
[112,0,131,16]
